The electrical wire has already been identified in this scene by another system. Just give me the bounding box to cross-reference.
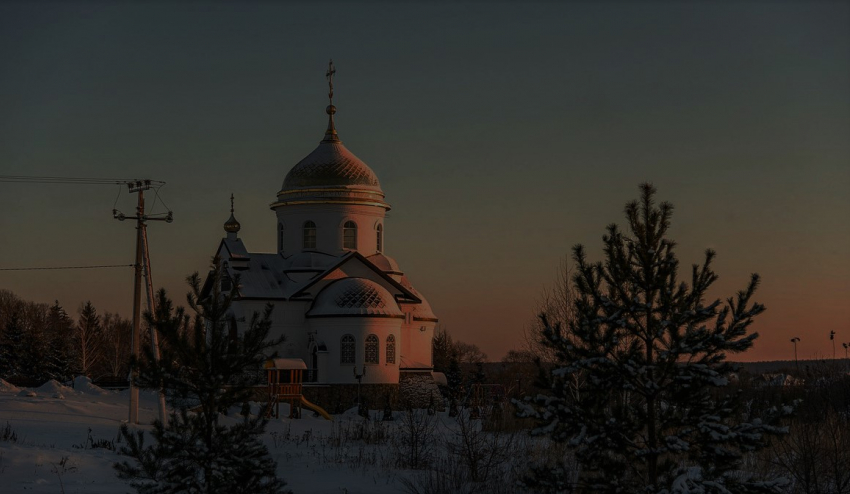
[0,264,135,271]
[112,184,123,210]
[150,184,172,216]
[0,175,165,185]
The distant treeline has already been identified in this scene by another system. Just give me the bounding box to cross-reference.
[0,289,132,384]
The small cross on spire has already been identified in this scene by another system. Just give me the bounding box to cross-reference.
[230,193,234,213]
[323,59,339,142]
[326,59,335,104]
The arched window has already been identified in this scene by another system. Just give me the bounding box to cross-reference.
[376,224,383,253]
[278,223,285,252]
[386,334,396,364]
[343,221,357,249]
[303,221,317,249]
[341,334,355,364]
[365,334,379,364]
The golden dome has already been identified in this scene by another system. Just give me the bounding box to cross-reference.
[224,194,241,234]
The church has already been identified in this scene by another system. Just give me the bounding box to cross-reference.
[204,64,439,407]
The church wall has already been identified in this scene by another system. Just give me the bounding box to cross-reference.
[309,317,402,384]
[275,204,385,256]
[400,319,436,368]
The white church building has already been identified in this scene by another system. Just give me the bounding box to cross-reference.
[204,66,438,400]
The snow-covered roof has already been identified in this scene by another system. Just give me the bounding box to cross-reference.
[284,250,337,272]
[307,277,403,318]
[226,253,289,299]
[400,275,438,321]
[365,253,403,275]
[212,241,431,320]
[264,358,308,370]
[221,237,250,260]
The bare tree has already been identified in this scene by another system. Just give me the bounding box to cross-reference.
[393,408,438,469]
[454,342,488,366]
[522,255,586,400]
[522,255,576,364]
[448,409,516,483]
[101,312,131,378]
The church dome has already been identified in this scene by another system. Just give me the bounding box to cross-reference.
[271,88,390,210]
[308,277,403,317]
[282,140,381,191]
[223,194,241,234]
[224,213,240,234]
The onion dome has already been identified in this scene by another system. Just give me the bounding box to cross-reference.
[224,194,241,234]
[307,277,403,318]
[282,140,382,190]
[271,61,390,211]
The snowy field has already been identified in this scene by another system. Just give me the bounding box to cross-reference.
[0,379,549,493]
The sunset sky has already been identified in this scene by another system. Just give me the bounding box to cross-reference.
[1,2,848,362]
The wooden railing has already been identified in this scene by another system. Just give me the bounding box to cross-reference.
[270,383,302,397]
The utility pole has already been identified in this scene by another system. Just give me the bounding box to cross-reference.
[114,179,172,424]
[142,222,168,424]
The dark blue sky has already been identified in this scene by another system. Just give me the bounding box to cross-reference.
[1,2,848,360]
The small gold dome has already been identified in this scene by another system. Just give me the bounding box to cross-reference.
[224,194,241,234]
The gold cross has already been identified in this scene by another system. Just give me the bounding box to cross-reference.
[326,59,335,102]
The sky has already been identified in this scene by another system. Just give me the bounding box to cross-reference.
[0,2,848,362]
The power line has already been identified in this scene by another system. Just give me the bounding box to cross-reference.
[0,264,134,271]
[0,175,165,185]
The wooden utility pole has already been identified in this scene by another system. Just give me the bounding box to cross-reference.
[142,222,168,425]
[114,179,172,424]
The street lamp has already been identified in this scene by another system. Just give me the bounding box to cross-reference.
[790,337,800,370]
[830,331,836,362]
[353,365,366,416]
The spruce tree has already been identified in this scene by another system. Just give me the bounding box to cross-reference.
[45,301,74,382]
[518,184,789,493]
[0,312,24,379]
[115,264,289,494]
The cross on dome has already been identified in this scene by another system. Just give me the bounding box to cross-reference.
[324,59,339,143]
[224,193,241,234]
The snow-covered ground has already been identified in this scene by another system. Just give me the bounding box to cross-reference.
[0,379,543,493]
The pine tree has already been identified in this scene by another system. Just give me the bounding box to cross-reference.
[432,326,454,373]
[114,264,290,494]
[0,312,24,378]
[518,184,789,493]
[45,301,74,382]
[19,317,47,381]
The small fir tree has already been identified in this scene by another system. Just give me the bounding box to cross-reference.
[518,184,789,493]
[114,264,289,494]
